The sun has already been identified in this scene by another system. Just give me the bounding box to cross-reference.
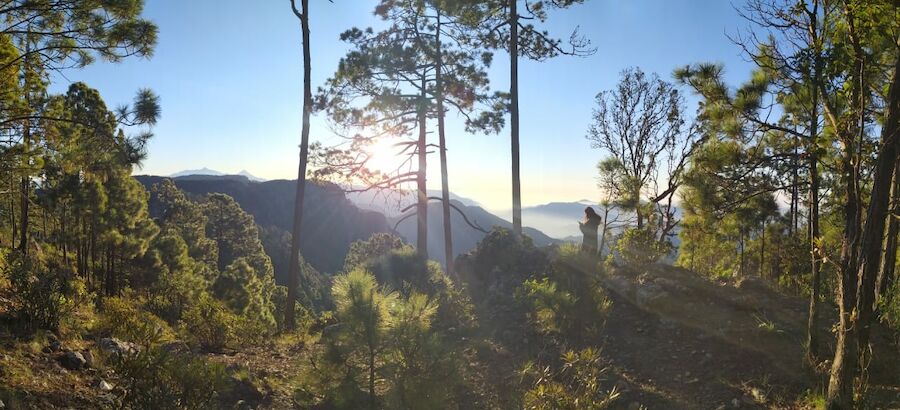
[366,137,410,174]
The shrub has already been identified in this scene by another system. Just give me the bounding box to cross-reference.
[521,348,619,409]
[614,227,669,268]
[97,295,174,346]
[4,252,84,331]
[112,347,227,410]
[181,293,234,352]
[517,278,576,335]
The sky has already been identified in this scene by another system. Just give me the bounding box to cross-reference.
[50,0,757,213]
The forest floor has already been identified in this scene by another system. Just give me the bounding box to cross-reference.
[592,265,900,409]
[0,264,898,409]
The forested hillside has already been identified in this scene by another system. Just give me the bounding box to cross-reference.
[0,0,899,409]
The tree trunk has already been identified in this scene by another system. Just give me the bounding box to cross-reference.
[416,76,428,259]
[738,229,745,277]
[285,0,312,331]
[760,219,766,278]
[806,19,822,359]
[435,12,454,276]
[368,345,376,409]
[826,15,869,405]
[509,0,522,236]
[853,53,900,379]
[18,177,28,254]
[877,158,899,303]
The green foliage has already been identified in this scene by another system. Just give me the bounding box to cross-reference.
[520,348,619,410]
[180,293,234,352]
[97,295,174,346]
[614,227,669,269]
[518,244,612,338]
[878,280,900,339]
[4,252,85,332]
[203,193,277,331]
[139,232,207,323]
[112,347,227,410]
[212,258,276,332]
[299,268,465,409]
[343,233,408,272]
[517,278,576,335]
[151,180,219,272]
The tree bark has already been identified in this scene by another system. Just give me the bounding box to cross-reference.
[285,0,312,331]
[806,8,822,359]
[416,76,428,259]
[509,0,522,236]
[853,52,900,380]
[435,11,454,276]
[877,159,899,303]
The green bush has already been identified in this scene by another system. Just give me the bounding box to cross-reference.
[517,278,576,335]
[614,227,669,268]
[97,295,174,346]
[4,252,84,332]
[181,293,234,352]
[112,347,227,410]
[521,348,620,409]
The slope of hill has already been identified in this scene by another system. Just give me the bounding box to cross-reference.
[347,189,482,217]
[137,175,561,275]
[135,176,391,278]
[393,200,559,265]
[6,261,897,409]
[166,168,266,182]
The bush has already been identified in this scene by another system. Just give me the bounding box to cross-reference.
[4,251,84,332]
[517,278,576,335]
[181,293,234,352]
[521,348,620,409]
[97,295,174,346]
[112,347,227,410]
[614,228,669,268]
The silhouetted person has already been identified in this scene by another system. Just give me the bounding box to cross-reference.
[580,206,601,255]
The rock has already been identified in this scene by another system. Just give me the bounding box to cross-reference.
[98,380,113,392]
[160,340,190,355]
[59,351,86,370]
[82,350,95,368]
[320,323,344,340]
[99,338,139,356]
[227,376,265,407]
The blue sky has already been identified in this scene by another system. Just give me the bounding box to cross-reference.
[51,0,756,212]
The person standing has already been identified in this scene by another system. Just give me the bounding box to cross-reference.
[580,207,602,255]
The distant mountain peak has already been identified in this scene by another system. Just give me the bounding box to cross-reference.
[237,170,266,182]
[170,167,224,178]
[169,168,266,182]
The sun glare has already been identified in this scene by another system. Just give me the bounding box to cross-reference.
[366,138,410,174]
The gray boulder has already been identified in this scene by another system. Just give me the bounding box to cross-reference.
[99,337,139,356]
[59,351,86,370]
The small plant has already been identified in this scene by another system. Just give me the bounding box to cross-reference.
[98,295,174,346]
[753,313,779,334]
[614,227,670,269]
[517,278,576,335]
[180,293,235,352]
[520,347,620,409]
[112,346,227,410]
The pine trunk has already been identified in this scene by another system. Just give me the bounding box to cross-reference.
[416,77,428,259]
[285,0,312,331]
[509,0,522,236]
[435,12,454,276]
